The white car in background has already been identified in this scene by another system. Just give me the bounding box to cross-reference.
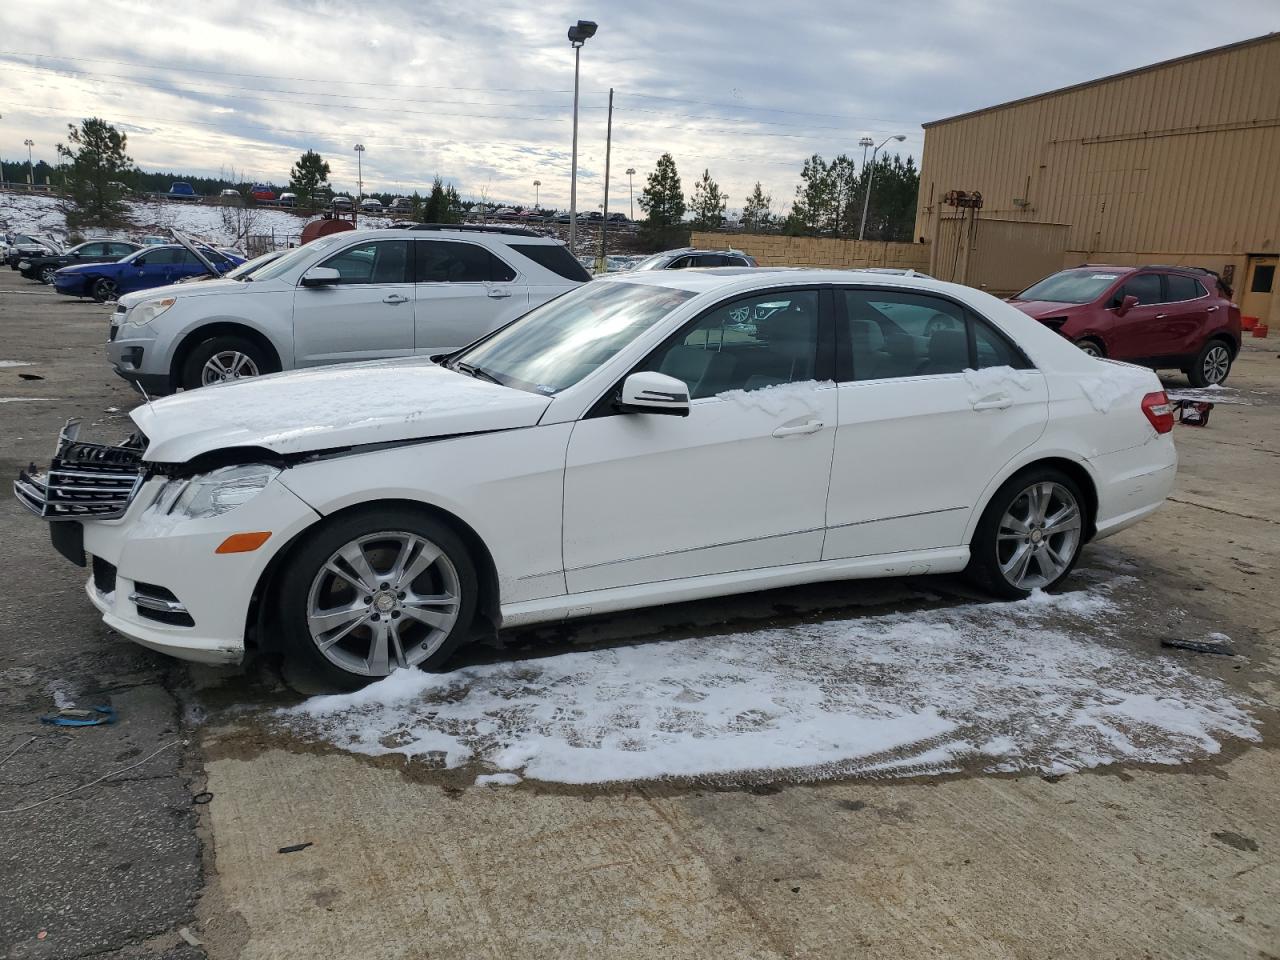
[106,226,592,394]
[17,269,1176,687]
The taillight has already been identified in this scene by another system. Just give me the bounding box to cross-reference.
[1142,391,1174,434]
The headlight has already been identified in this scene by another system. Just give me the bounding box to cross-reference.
[152,464,280,520]
[125,297,177,326]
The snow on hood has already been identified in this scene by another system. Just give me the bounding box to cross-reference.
[131,359,551,463]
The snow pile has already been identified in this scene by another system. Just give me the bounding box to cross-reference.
[279,588,1258,785]
[716,380,834,416]
[1079,363,1156,414]
[963,365,1036,404]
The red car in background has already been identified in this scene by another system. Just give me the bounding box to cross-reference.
[1008,265,1241,386]
[250,184,276,202]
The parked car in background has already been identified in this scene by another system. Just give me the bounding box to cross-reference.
[1008,264,1242,386]
[106,225,592,393]
[5,234,64,269]
[54,242,242,302]
[607,212,629,223]
[388,197,412,214]
[19,240,141,284]
[17,269,1178,683]
[219,189,243,205]
[632,247,757,270]
[140,236,167,246]
[360,197,384,213]
[278,192,297,208]
[251,184,276,202]
[168,182,198,202]
[331,196,353,211]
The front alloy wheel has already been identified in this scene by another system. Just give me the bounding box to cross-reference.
[92,278,119,302]
[201,350,260,385]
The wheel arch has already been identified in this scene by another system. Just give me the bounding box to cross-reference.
[245,497,502,654]
[170,322,284,386]
[965,453,1100,546]
[1207,331,1238,358]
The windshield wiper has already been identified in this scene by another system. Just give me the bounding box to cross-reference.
[453,361,502,385]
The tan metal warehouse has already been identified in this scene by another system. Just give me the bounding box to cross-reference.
[914,32,1280,325]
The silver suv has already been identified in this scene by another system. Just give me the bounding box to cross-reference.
[108,227,591,393]
[631,247,757,271]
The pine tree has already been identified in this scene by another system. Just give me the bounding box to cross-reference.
[57,118,133,227]
[421,176,461,223]
[289,150,330,211]
[787,154,835,236]
[638,153,686,228]
[741,182,773,232]
[688,169,727,229]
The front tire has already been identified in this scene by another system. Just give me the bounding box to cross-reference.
[1188,339,1233,387]
[1074,338,1104,358]
[180,335,273,389]
[91,278,119,302]
[966,468,1086,600]
[277,508,478,688]
[40,266,57,284]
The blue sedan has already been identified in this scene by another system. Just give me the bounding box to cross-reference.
[53,244,243,302]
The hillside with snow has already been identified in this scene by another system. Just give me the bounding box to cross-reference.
[0,190,397,250]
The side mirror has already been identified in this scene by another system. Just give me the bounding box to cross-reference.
[133,257,146,267]
[301,266,341,287]
[1114,294,1139,316]
[616,371,691,417]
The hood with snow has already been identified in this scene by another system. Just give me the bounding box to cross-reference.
[131,359,550,464]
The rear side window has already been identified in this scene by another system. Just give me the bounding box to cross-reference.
[1120,273,1162,305]
[109,243,135,256]
[508,243,591,282]
[414,240,514,283]
[80,243,107,256]
[1165,274,1202,301]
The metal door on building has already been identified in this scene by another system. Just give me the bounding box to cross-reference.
[1241,256,1276,324]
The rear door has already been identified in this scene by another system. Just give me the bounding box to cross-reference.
[825,288,1048,560]
[1158,273,1211,358]
[412,239,528,355]
[292,238,416,366]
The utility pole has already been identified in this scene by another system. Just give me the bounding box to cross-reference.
[533,179,541,210]
[599,88,614,271]
[353,143,365,226]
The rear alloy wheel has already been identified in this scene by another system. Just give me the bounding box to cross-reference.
[40,266,57,284]
[1188,340,1232,387]
[967,468,1086,599]
[180,335,274,389]
[1074,338,1104,358]
[279,509,478,687]
[91,278,119,302]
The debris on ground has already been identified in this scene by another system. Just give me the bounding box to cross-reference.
[1161,637,1237,656]
[39,705,117,727]
[277,842,313,854]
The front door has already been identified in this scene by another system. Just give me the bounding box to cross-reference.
[1106,271,1166,360]
[1241,256,1276,327]
[413,239,528,355]
[825,288,1048,559]
[562,288,836,593]
[292,238,415,366]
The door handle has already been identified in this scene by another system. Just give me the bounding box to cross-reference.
[772,420,824,438]
[382,294,410,304]
[1207,306,1219,313]
[1155,313,1167,319]
[487,288,512,298]
[972,395,1013,411]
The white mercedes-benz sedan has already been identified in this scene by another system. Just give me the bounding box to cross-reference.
[16,269,1177,686]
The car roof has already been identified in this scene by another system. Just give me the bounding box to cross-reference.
[594,266,961,296]
[365,226,565,244]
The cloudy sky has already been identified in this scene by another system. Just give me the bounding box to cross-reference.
[2,0,1276,214]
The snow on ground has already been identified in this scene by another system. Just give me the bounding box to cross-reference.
[278,584,1259,786]
[0,191,396,248]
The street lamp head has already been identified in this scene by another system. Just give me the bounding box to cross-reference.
[353,143,365,152]
[892,135,907,142]
[533,179,541,186]
[858,137,874,148]
[567,19,597,44]
[625,167,635,175]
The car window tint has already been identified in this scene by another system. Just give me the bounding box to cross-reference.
[109,244,134,256]
[643,290,820,399]
[843,290,967,380]
[322,240,411,284]
[698,254,727,267]
[1122,273,1162,305]
[143,248,180,265]
[414,240,506,283]
[508,243,591,282]
[668,256,693,269]
[1165,274,1200,302]
[79,243,106,256]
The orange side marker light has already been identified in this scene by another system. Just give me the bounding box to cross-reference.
[216,531,272,554]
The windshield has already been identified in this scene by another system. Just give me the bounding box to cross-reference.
[452,281,697,395]
[250,235,348,282]
[632,253,672,272]
[1016,270,1122,304]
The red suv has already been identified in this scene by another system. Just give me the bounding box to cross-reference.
[1008,265,1241,386]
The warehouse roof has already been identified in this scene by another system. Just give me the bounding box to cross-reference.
[924,31,1279,128]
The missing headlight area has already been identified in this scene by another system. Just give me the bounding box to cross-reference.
[14,419,147,519]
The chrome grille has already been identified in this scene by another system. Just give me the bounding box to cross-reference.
[14,420,145,520]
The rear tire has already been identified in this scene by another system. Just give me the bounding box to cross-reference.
[966,467,1087,600]
[1074,338,1104,358]
[277,507,479,690]
[1188,339,1233,387]
[180,335,274,389]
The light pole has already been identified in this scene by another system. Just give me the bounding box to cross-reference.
[353,143,365,204]
[625,167,636,221]
[567,19,598,254]
[533,179,541,210]
[858,134,906,241]
[23,139,34,190]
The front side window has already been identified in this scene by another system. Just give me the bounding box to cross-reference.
[140,248,180,266]
[643,290,820,399]
[1120,273,1162,306]
[320,240,411,284]
[414,240,514,283]
[452,281,696,395]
